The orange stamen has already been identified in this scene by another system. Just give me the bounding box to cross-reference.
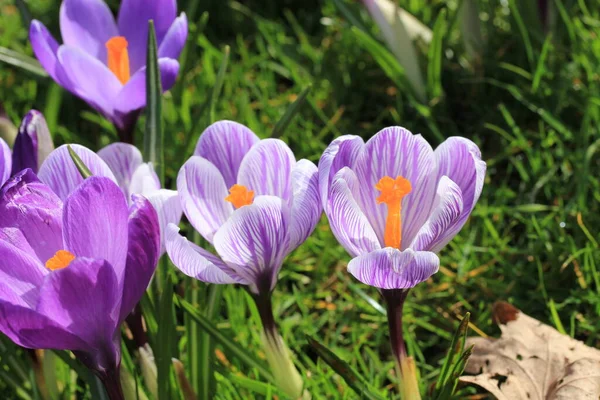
[106,36,130,84]
[375,176,412,249]
[45,250,76,271]
[225,184,254,209]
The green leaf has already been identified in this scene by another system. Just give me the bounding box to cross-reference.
[67,145,92,178]
[143,20,164,183]
[0,47,47,77]
[198,284,224,399]
[271,84,312,138]
[306,336,386,400]
[175,296,275,383]
[209,45,230,124]
[156,272,176,400]
[427,9,446,100]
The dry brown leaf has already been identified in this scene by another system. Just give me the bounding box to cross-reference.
[460,302,600,400]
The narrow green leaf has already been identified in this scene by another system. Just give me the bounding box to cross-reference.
[351,26,405,86]
[427,9,446,100]
[143,20,164,183]
[0,47,47,77]
[175,296,275,383]
[209,45,230,123]
[67,145,92,178]
[198,284,224,399]
[531,33,552,93]
[271,84,312,138]
[306,336,386,400]
[433,312,470,398]
[156,272,176,400]
[508,0,534,69]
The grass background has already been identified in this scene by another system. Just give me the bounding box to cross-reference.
[1,0,599,398]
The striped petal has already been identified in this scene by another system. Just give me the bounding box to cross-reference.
[288,160,321,251]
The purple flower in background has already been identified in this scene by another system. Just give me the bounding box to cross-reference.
[37,144,182,254]
[165,120,321,398]
[319,126,485,398]
[0,110,54,186]
[29,0,188,140]
[0,170,160,397]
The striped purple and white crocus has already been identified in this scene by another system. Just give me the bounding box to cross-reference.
[165,120,321,398]
[319,126,485,398]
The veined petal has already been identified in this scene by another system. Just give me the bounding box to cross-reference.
[213,196,291,294]
[0,138,10,185]
[0,170,63,262]
[12,110,54,174]
[177,156,233,243]
[326,168,380,257]
[410,177,464,252]
[63,177,129,283]
[59,0,118,60]
[120,195,160,321]
[38,144,117,201]
[354,126,437,248]
[143,189,182,254]
[347,248,439,289]
[36,257,121,371]
[158,13,188,60]
[238,139,295,203]
[117,0,177,71]
[113,58,180,114]
[318,135,364,210]
[29,21,71,87]
[288,159,321,251]
[97,142,143,196]
[194,121,260,188]
[165,224,245,284]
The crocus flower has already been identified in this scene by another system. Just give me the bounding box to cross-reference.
[36,144,182,254]
[0,110,54,186]
[29,0,188,139]
[165,120,321,398]
[0,170,160,399]
[319,126,485,398]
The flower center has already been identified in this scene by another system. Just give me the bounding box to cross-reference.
[106,36,130,84]
[225,184,254,209]
[375,176,412,249]
[45,250,76,271]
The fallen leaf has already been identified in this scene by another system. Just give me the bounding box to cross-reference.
[460,302,600,400]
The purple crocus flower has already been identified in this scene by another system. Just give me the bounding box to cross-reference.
[29,0,188,139]
[0,110,54,186]
[319,126,485,398]
[37,143,182,254]
[165,120,321,398]
[0,170,160,399]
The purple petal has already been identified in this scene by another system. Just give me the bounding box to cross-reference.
[288,160,321,251]
[0,138,10,186]
[165,224,245,284]
[354,127,437,248]
[434,137,486,234]
[129,164,161,196]
[177,156,233,243]
[410,177,464,252]
[0,169,63,263]
[57,46,122,118]
[97,142,143,196]
[63,177,129,283]
[38,144,117,201]
[213,196,291,293]
[36,257,120,370]
[120,195,160,321]
[0,231,47,305]
[194,121,260,188]
[238,139,295,202]
[318,135,364,210]
[29,21,71,87]
[347,248,439,289]
[117,0,177,72]
[158,13,188,60]
[113,58,180,114]
[326,168,380,257]
[59,0,118,60]
[12,110,54,174]
[143,189,182,254]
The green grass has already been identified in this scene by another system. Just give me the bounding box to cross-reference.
[1,0,600,398]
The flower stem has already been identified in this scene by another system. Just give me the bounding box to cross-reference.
[98,366,125,400]
[382,289,421,400]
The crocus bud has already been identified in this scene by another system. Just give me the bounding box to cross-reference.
[139,344,158,400]
[0,113,17,146]
[12,110,54,174]
[261,331,304,399]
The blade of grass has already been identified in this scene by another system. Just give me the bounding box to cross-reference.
[156,270,176,400]
[427,9,446,100]
[271,84,312,138]
[0,47,47,77]
[209,46,230,124]
[198,284,224,400]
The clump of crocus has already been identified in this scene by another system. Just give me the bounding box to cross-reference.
[319,127,485,399]
[30,0,188,142]
[0,110,54,186]
[0,170,160,399]
[165,120,321,398]
[37,144,182,253]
